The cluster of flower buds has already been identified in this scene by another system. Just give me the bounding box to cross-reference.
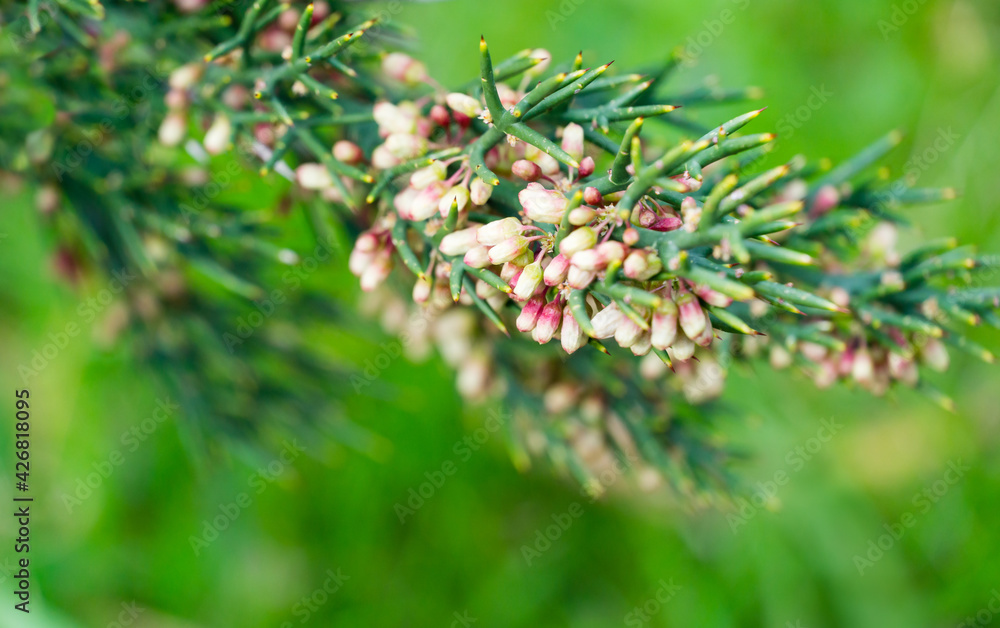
[349,221,395,292]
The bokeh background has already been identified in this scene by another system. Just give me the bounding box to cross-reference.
[2,0,1000,626]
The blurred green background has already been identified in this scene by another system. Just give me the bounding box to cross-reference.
[2,0,1000,626]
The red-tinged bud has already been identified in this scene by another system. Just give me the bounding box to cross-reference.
[623,250,661,281]
[349,247,374,277]
[430,104,451,128]
[570,248,603,271]
[558,226,597,257]
[413,276,432,303]
[445,92,482,118]
[583,186,603,207]
[532,300,562,344]
[837,346,855,376]
[373,101,418,135]
[770,345,793,370]
[463,246,491,269]
[810,184,840,217]
[333,140,363,165]
[677,291,706,339]
[383,52,429,85]
[438,185,470,217]
[615,316,644,348]
[578,156,595,178]
[852,347,874,385]
[668,334,696,362]
[392,186,419,217]
[674,172,702,192]
[407,181,446,221]
[544,254,571,286]
[889,352,919,386]
[631,331,652,356]
[477,216,522,245]
[590,303,622,339]
[371,144,400,169]
[500,261,520,283]
[360,250,393,291]
[452,111,472,128]
[921,338,950,372]
[470,178,493,206]
[567,265,596,289]
[596,241,627,265]
[651,299,678,350]
[512,261,544,301]
[693,284,732,308]
[649,214,684,232]
[512,159,543,182]
[296,163,333,190]
[623,227,640,246]
[692,319,714,347]
[561,307,587,354]
[439,226,481,256]
[681,196,701,232]
[561,123,585,163]
[489,235,531,265]
[517,295,545,332]
[568,207,596,226]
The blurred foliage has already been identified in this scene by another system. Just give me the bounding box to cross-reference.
[1,0,999,627]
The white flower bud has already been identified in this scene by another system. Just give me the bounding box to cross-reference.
[470,178,493,205]
[561,123,584,163]
[203,115,231,155]
[512,261,543,301]
[296,163,333,190]
[158,112,187,147]
[439,226,481,256]
[477,217,523,246]
[590,304,622,339]
[518,182,566,224]
[438,185,470,217]
[445,92,482,118]
[558,226,597,258]
[382,52,429,85]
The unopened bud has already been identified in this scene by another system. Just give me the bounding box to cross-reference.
[559,226,598,258]
[532,300,562,344]
[517,295,545,332]
[477,217,522,246]
[410,161,448,189]
[463,245,491,269]
[512,261,543,301]
[561,123,584,163]
[489,236,531,265]
[566,264,596,289]
[512,159,543,182]
[544,254,571,286]
[569,207,596,226]
[439,185,470,217]
[583,186,603,206]
[677,291,707,339]
[470,178,493,205]
[203,115,231,155]
[578,156,595,177]
[296,163,334,190]
[651,299,678,350]
[591,303,622,339]
[439,226,481,256]
[383,52,429,85]
[333,140,363,164]
[158,112,187,147]
[561,307,587,354]
[445,92,482,118]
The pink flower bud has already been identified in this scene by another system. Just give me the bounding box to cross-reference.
[512,261,543,301]
[631,331,652,356]
[888,353,918,386]
[532,300,562,344]
[333,140,363,164]
[439,226,481,256]
[590,303,622,339]
[203,115,231,155]
[384,133,427,160]
[168,63,203,90]
[567,265,596,289]
[623,250,662,281]
[470,178,493,206]
[488,235,531,265]
[412,276,432,303]
[349,246,374,277]
[558,226,598,258]
[544,254,571,286]
[382,52,429,85]
[668,335,696,362]
[693,284,732,308]
[477,217,523,246]
[561,307,587,354]
[373,101,418,135]
[410,161,448,190]
[921,339,950,372]
[692,318,714,347]
[651,299,678,350]
[445,92,483,118]
[583,186,603,207]
[296,163,333,190]
[512,159,543,182]
[623,228,640,246]
[596,241,627,265]
[429,105,451,128]
[408,181,446,221]
[517,295,545,332]
[519,182,566,224]
[615,317,644,348]
[810,184,840,217]
[578,156,595,177]
[570,249,603,272]
[649,214,684,232]
[852,347,874,385]
[568,207,596,226]
[677,291,707,339]
[371,144,401,169]
[463,245,491,269]
[360,250,393,291]
[561,123,584,163]
[438,185,470,217]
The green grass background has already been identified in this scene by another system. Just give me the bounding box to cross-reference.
[2,0,1000,626]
